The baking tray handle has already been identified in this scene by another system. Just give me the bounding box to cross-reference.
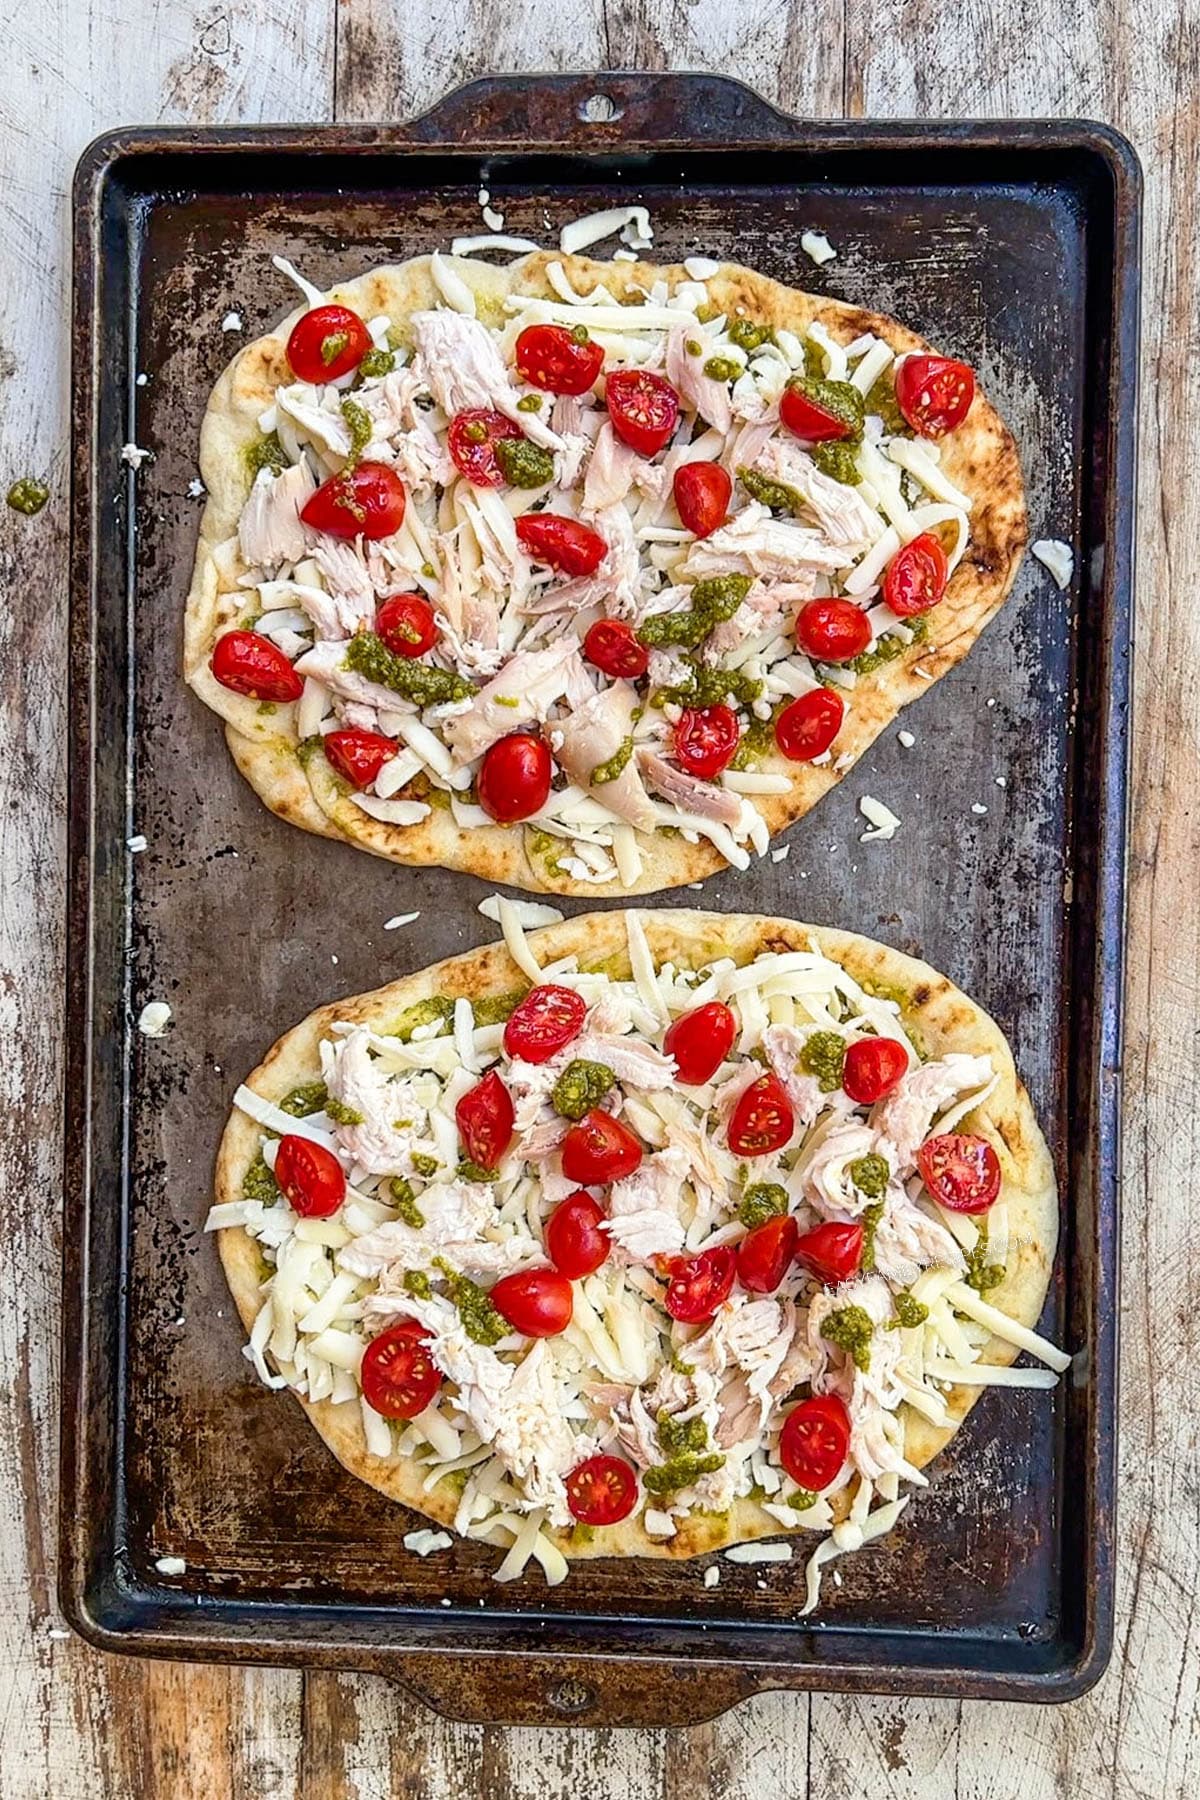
[388,1651,760,1727]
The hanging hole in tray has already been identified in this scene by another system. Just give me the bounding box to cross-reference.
[579,92,622,124]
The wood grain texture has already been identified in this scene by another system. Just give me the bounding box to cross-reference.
[2,0,1194,1791]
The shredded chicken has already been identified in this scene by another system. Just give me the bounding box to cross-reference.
[321,1028,431,1176]
[604,1145,691,1260]
[237,463,315,569]
[752,438,884,550]
[441,640,589,761]
[666,324,733,434]
[552,680,658,832]
[680,499,852,581]
[637,750,744,825]
[410,309,563,450]
[760,1025,827,1128]
[871,1055,995,1172]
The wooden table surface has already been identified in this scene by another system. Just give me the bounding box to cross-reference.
[3,1,1195,1793]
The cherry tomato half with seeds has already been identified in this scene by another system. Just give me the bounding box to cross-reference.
[882,530,950,618]
[779,381,855,442]
[793,1220,864,1288]
[916,1131,1001,1214]
[673,461,732,538]
[561,1110,643,1185]
[663,1001,737,1085]
[515,512,607,577]
[210,630,304,703]
[674,704,740,780]
[515,322,605,396]
[663,1244,737,1323]
[490,1268,574,1338]
[842,1036,909,1105]
[583,618,649,680]
[774,687,845,762]
[503,985,587,1065]
[360,1322,441,1420]
[286,303,372,384]
[779,1394,851,1491]
[566,1454,639,1525]
[300,462,407,540]
[275,1134,346,1219]
[376,591,438,657]
[727,1072,795,1158]
[323,729,397,791]
[477,733,553,823]
[455,1069,514,1170]
[795,597,872,663]
[737,1213,799,1295]
[447,408,523,487]
[894,354,976,439]
[605,367,680,456]
[545,1190,610,1279]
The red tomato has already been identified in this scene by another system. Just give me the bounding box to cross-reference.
[211,630,303,703]
[663,1245,737,1323]
[842,1036,909,1105]
[916,1132,1001,1214]
[779,1394,850,1491]
[545,1190,609,1278]
[883,531,950,617]
[605,367,680,455]
[515,322,605,395]
[286,304,371,384]
[793,1220,864,1287]
[737,1213,799,1294]
[774,687,845,762]
[274,1134,346,1219]
[727,1072,795,1157]
[300,462,406,540]
[447,408,522,487]
[565,1454,638,1525]
[360,1322,441,1420]
[490,1267,574,1337]
[780,381,855,442]
[477,732,553,823]
[795,597,872,663]
[663,1001,737,1085]
[456,1069,514,1170]
[673,461,732,538]
[561,1110,643,1185]
[376,592,438,657]
[583,618,649,680]
[515,512,607,576]
[674,705,740,780]
[322,729,397,790]
[894,354,976,438]
[503,985,587,1064]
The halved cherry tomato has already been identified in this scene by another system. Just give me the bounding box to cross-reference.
[793,1220,864,1287]
[300,462,406,540]
[774,687,845,762]
[566,1453,638,1525]
[795,597,872,663]
[455,1069,514,1170]
[515,512,607,576]
[447,408,522,487]
[737,1213,799,1295]
[275,1134,346,1219]
[561,1110,643,1185]
[673,461,732,538]
[882,531,949,617]
[489,1267,574,1337]
[477,733,553,823]
[727,1072,795,1157]
[376,592,438,657]
[916,1131,1001,1214]
[323,729,397,790]
[664,1001,737,1085]
[503,985,587,1064]
[894,354,975,438]
[360,1322,441,1420]
[211,629,303,703]
[779,1394,850,1491]
[663,1245,737,1323]
[286,303,371,384]
[605,367,680,456]
[675,705,740,780]
[780,380,854,442]
[545,1190,609,1279]
[842,1036,909,1105]
[515,322,605,395]
[583,618,649,680]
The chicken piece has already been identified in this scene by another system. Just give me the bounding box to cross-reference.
[637,750,744,826]
[608,1386,661,1468]
[516,1115,570,1160]
[352,1226,529,1291]
[441,640,587,762]
[870,1054,995,1173]
[582,421,638,511]
[665,325,733,435]
[379,366,456,494]
[604,1145,691,1261]
[552,679,659,833]
[721,416,779,475]
[410,309,564,450]
[689,1456,747,1512]
[680,500,852,581]
[309,534,377,612]
[386,1292,515,1441]
[796,1118,895,1220]
[275,384,354,458]
[871,1195,965,1287]
[294,639,415,715]
[238,463,316,569]
[702,577,815,660]
[646,647,692,690]
[319,1027,431,1175]
[459,487,533,601]
[491,1339,581,1525]
[571,1028,677,1090]
[714,1372,761,1449]
[760,1025,827,1128]
[551,393,599,489]
[752,437,884,550]
[506,1057,567,1134]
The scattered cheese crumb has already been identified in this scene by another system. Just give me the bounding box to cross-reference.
[858,795,901,843]
[450,235,541,258]
[126,833,147,853]
[478,895,563,928]
[478,187,490,207]
[913,665,933,680]
[482,206,505,232]
[703,1565,721,1588]
[724,1541,793,1565]
[560,205,653,255]
[643,1508,676,1538]
[897,729,915,749]
[1031,538,1074,590]
[612,248,638,263]
[154,1555,186,1576]
[971,802,988,815]
[995,776,1007,788]
[48,1627,70,1640]
[221,310,243,332]
[770,845,790,864]
[135,373,148,387]
[187,478,206,498]
[684,256,721,280]
[800,230,837,266]
[403,1528,454,1556]
[439,1597,452,1607]
[986,697,996,708]
[137,1001,171,1037]
[120,442,151,469]
[384,912,420,930]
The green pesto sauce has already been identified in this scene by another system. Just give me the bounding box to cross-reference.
[296,733,324,769]
[738,465,800,515]
[657,1411,708,1456]
[551,1059,615,1120]
[440,1465,471,1496]
[340,397,372,466]
[658,658,763,711]
[739,1182,788,1229]
[848,1152,890,1199]
[434,1259,507,1346]
[324,1096,364,1126]
[860,1200,885,1274]
[638,573,752,649]
[695,302,720,325]
[685,336,703,356]
[343,631,473,706]
[242,1151,279,1204]
[319,328,350,366]
[798,1029,846,1092]
[811,441,861,486]
[404,1269,432,1298]
[965,1214,1005,1292]
[516,393,542,414]
[785,1486,818,1510]
[727,317,775,353]
[784,373,865,440]
[411,1150,440,1178]
[802,341,828,380]
[471,987,529,1028]
[865,370,911,437]
[7,476,50,515]
[667,1345,696,1376]
[244,432,289,478]
[358,347,395,380]
[525,825,566,878]
[570,1521,596,1545]
[389,1178,425,1228]
[257,700,278,717]
[890,1292,930,1329]
[494,437,555,488]
[641,1451,726,1495]
[703,354,742,383]
[457,1159,500,1183]
[821,1303,875,1372]
[279,1081,328,1118]
[590,735,633,785]
[851,613,930,677]
[389,995,454,1040]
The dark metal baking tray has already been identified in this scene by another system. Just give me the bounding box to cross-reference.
[62,73,1138,1723]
